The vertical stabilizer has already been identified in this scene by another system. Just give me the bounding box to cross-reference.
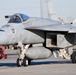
[40,0,55,19]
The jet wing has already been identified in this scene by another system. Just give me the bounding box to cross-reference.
[25,24,76,33]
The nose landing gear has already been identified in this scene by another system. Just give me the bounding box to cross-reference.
[17,44,30,67]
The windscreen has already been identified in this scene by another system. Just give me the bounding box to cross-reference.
[19,13,29,21]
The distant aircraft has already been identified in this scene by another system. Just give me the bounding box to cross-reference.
[0,0,76,67]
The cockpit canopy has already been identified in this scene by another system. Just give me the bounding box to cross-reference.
[8,13,29,23]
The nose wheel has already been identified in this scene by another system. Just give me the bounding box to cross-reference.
[17,57,31,67]
[17,58,23,67]
[23,57,31,66]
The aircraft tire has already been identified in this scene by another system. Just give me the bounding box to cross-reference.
[23,57,31,66]
[17,58,22,67]
[71,52,76,63]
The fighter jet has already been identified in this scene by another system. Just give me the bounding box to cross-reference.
[0,13,75,67]
[0,0,76,67]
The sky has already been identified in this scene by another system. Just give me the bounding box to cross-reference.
[0,0,76,26]
[52,0,76,18]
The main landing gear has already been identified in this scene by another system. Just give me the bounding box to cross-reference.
[71,51,76,63]
[16,44,31,67]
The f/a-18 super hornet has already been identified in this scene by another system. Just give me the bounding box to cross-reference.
[0,0,76,67]
[0,12,76,67]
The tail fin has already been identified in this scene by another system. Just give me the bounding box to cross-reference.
[40,0,55,19]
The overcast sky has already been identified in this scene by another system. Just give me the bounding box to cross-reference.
[0,0,76,25]
[52,0,76,18]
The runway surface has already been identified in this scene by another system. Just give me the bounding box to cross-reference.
[0,49,76,75]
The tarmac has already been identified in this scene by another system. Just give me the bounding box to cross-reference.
[0,49,76,75]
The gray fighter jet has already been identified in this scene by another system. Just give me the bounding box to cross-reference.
[0,13,76,67]
[0,0,76,67]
